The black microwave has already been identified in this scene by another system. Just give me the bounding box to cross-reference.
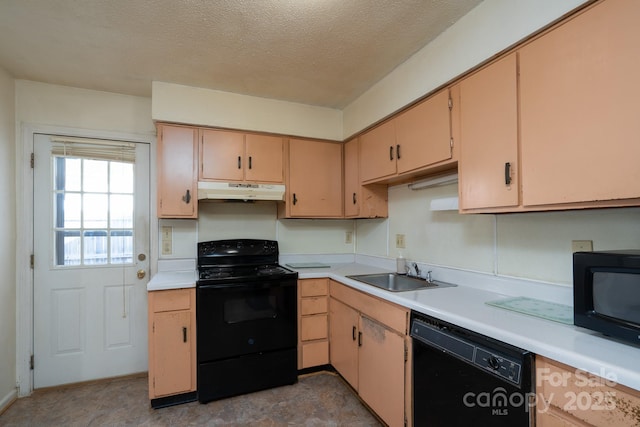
[574,250,640,345]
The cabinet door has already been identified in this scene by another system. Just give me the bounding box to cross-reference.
[395,89,452,174]
[459,53,519,210]
[358,315,406,427]
[245,134,284,183]
[157,125,197,218]
[359,120,397,183]
[329,298,359,389]
[200,129,245,181]
[519,0,640,206]
[288,139,343,217]
[344,138,360,217]
[151,310,193,397]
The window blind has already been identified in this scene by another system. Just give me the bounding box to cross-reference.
[50,136,136,163]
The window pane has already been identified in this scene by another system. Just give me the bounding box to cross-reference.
[110,162,133,194]
[64,158,82,192]
[83,159,108,192]
[110,194,133,228]
[83,230,108,265]
[83,193,108,228]
[54,193,81,229]
[56,230,81,266]
[111,231,133,264]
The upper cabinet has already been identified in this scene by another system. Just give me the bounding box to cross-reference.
[157,124,198,219]
[200,129,284,183]
[519,0,640,209]
[280,138,343,218]
[458,53,519,211]
[459,0,640,213]
[360,88,455,185]
[344,138,388,218]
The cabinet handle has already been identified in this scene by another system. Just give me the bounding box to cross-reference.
[352,192,357,205]
[358,331,362,347]
[237,156,242,169]
[249,156,252,169]
[504,162,512,185]
[182,327,187,343]
[396,144,401,160]
[182,189,191,204]
[352,326,357,341]
[389,146,394,161]
[293,193,298,205]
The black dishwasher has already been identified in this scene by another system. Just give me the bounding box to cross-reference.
[411,311,535,426]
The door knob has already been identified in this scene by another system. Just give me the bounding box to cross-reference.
[137,269,146,279]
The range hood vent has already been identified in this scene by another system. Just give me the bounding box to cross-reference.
[197,181,285,201]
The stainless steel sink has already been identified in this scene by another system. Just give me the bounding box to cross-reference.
[346,273,456,292]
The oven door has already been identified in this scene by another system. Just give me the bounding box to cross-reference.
[197,277,297,362]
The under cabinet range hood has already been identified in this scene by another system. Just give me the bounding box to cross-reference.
[197,181,285,201]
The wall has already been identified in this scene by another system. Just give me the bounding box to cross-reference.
[152,82,343,141]
[0,68,16,408]
[342,0,590,137]
[357,184,640,286]
[158,202,356,259]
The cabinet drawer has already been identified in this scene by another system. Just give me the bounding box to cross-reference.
[301,314,328,341]
[150,288,193,313]
[301,341,329,369]
[301,297,328,315]
[300,279,328,297]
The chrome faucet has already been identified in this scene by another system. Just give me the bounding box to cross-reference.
[410,262,420,277]
[425,270,433,284]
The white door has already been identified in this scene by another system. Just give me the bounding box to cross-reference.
[33,133,150,388]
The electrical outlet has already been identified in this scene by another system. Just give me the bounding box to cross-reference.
[572,240,593,253]
[345,231,353,244]
[396,234,406,249]
[161,226,173,255]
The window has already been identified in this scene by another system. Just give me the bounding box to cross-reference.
[52,138,135,267]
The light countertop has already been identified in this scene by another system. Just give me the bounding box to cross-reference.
[148,256,640,391]
[289,261,640,392]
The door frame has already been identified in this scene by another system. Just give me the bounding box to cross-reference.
[16,123,157,396]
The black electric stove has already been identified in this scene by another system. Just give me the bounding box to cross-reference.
[196,239,298,403]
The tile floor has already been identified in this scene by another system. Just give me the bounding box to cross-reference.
[0,371,382,426]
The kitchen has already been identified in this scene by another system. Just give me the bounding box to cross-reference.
[1,0,640,426]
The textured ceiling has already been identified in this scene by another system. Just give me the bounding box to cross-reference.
[0,0,482,109]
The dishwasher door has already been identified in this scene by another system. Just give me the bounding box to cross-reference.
[411,313,534,426]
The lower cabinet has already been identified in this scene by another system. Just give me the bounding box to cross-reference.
[329,280,409,427]
[536,356,640,427]
[298,279,330,369]
[148,288,197,407]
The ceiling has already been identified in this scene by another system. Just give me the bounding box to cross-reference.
[0,0,482,109]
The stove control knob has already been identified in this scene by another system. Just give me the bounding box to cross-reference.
[488,356,500,371]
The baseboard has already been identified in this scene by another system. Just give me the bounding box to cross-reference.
[0,388,18,415]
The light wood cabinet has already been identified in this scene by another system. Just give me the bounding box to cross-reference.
[458,53,519,211]
[519,0,640,209]
[344,137,388,218]
[329,280,409,427]
[298,279,329,369]
[281,138,343,218]
[200,129,284,183]
[395,89,452,175]
[359,88,455,185]
[147,288,196,407]
[156,124,198,218]
[536,356,640,427]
